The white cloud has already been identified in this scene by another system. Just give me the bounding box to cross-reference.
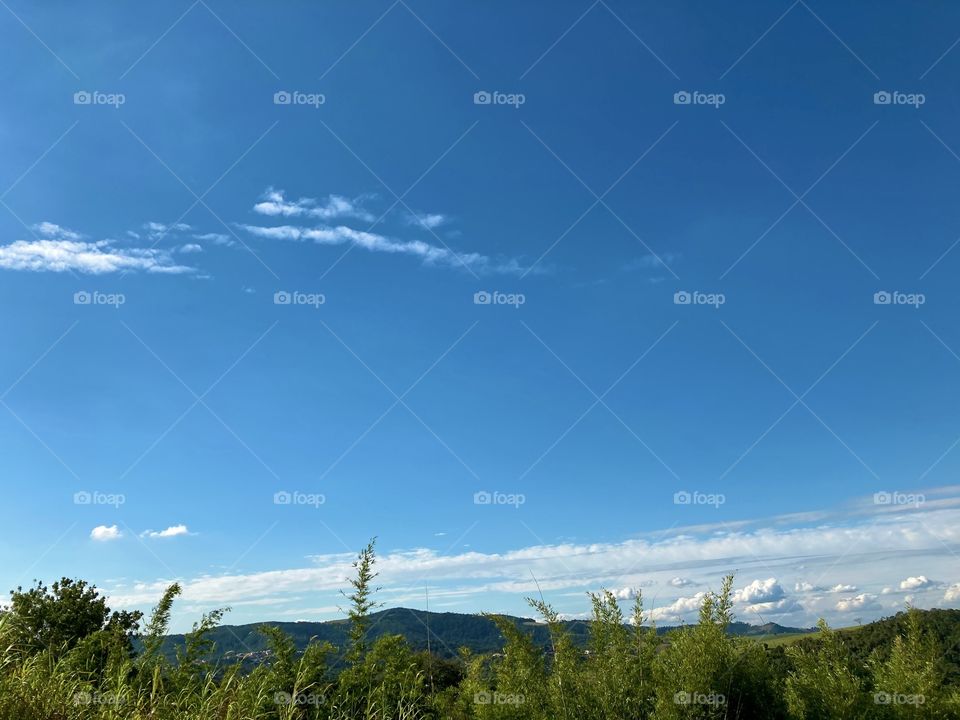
[669,576,696,588]
[945,583,960,602]
[103,494,960,628]
[253,189,375,223]
[0,223,196,274]
[651,592,707,622]
[142,524,190,539]
[830,584,857,593]
[178,243,203,254]
[144,221,192,241]
[34,221,81,241]
[406,212,447,229]
[90,525,121,542]
[734,578,785,604]
[836,593,879,612]
[193,232,233,246]
[900,576,934,591]
[240,223,527,275]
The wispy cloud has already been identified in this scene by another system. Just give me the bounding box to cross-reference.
[241,187,535,275]
[240,222,529,275]
[0,223,196,274]
[253,188,375,223]
[141,524,191,539]
[105,489,960,627]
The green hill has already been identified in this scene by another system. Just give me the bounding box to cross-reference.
[156,607,813,664]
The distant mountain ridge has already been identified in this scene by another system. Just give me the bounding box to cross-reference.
[158,607,814,662]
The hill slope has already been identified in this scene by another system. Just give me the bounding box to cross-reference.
[158,607,813,662]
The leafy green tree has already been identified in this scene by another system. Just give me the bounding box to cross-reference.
[869,606,948,718]
[785,619,870,719]
[652,575,737,720]
[7,578,141,657]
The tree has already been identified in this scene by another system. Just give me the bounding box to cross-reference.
[7,578,141,657]
[343,538,382,665]
[785,619,869,719]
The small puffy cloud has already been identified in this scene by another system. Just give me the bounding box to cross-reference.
[651,592,707,621]
[945,583,960,602]
[178,243,203,254]
[900,576,934,591]
[830,584,857,593]
[142,524,190,539]
[734,578,785,604]
[794,581,817,593]
[253,189,374,223]
[669,577,696,588]
[90,525,121,542]
[836,593,879,612]
[406,212,447,229]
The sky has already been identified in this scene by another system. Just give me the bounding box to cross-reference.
[1,0,960,635]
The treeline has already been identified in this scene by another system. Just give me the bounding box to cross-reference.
[0,540,958,719]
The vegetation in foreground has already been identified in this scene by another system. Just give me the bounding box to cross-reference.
[1,540,958,719]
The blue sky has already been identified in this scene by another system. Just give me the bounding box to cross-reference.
[2,0,960,632]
